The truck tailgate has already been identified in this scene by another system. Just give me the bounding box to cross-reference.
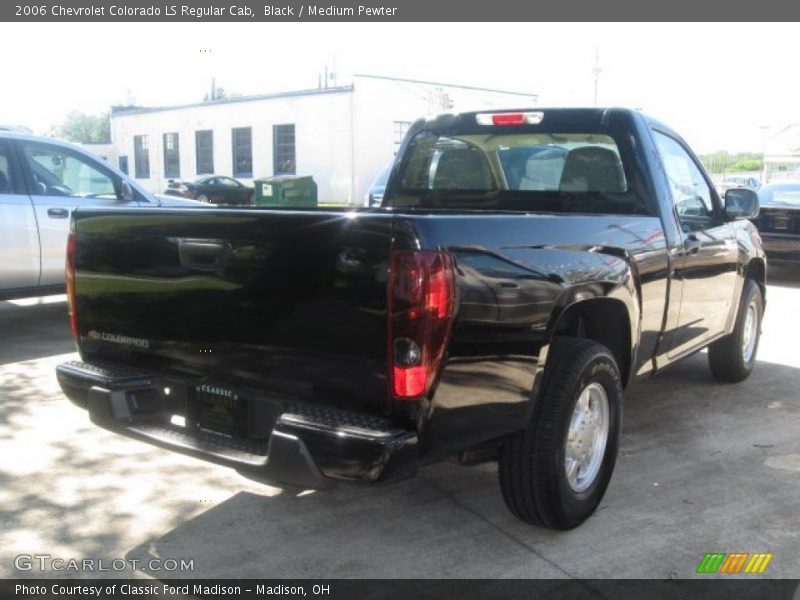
[72,208,394,416]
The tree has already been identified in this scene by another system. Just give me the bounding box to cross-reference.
[698,151,762,175]
[52,111,111,144]
[727,158,762,172]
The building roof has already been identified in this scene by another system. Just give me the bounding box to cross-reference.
[111,84,355,117]
[110,74,537,119]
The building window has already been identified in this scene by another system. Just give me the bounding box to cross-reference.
[133,135,150,179]
[163,132,180,178]
[393,121,412,151]
[273,124,295,175]
[232,127,252,178]
[195,130,214,174]
[118,155,129,174]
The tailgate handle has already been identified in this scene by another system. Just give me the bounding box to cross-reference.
[178,239,231,271]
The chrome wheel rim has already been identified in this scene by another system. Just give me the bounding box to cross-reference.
[742,301,758,363]
[565,382,610,493]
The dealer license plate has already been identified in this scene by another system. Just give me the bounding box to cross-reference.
[193,384,249,436]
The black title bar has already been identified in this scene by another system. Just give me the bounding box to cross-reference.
[3,0,800,21]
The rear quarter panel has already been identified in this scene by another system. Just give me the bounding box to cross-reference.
[395,213,669,455]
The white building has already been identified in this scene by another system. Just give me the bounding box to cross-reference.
[110,74,537,204]
[77,142,116,164]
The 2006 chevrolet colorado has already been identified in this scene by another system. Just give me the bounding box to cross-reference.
[57,108,765,529]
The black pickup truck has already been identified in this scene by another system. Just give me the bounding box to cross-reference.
[57,108,765,529]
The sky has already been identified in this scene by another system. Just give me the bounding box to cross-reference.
[1,22,797,154]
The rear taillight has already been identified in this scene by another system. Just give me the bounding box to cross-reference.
[65,230,79,340]
[388,251,455,399]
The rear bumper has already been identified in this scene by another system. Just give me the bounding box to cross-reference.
[761,233,800,264]
[56,360,418,489]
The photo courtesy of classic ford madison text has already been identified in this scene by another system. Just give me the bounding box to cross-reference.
[2,19,800,588]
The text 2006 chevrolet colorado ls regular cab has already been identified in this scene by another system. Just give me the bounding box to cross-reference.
[56,108,765,529]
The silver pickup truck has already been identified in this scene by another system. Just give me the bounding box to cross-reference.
[0,127,203,300]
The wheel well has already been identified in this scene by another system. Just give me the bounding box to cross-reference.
[745,258,766,299]
[551,298,632,386]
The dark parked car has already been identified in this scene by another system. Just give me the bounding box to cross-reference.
[58,108,765,530]
[165,174,253,205]
[754,182,800,264]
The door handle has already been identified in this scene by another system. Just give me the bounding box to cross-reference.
[178,239,231,271]
[47,208,69,219]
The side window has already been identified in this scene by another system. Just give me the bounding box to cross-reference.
[21,142,118,199]
[217,177,240,188]
[273,124,296,175]
[232,127,253,178]
[653,132,714,226]
[134,135,150,179]
[0,141,18,195]
[163,132,180,178]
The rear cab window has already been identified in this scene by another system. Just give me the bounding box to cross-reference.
[390,111,653,215]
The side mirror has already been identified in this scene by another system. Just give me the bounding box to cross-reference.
[724,188,759,220]
[120,180,134,202]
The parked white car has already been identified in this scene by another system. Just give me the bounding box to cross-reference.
[0,127,206,300]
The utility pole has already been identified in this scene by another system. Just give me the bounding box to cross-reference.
[592,48,602,106]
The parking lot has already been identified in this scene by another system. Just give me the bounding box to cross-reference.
[1,270,799,580]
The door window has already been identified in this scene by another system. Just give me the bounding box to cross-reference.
[216,177,241,188]
[653,132,715,229]
[21,142,118,199]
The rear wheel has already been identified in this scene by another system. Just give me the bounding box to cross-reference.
[708,279,763,383]
[498,337,623,529]
[197,194,211,203]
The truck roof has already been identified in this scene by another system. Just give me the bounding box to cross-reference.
[415,106,686,150]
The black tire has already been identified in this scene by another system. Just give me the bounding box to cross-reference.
[708,279,763,383]
[498,337,623,529]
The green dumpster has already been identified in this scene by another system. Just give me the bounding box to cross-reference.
[253,175,318,207]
